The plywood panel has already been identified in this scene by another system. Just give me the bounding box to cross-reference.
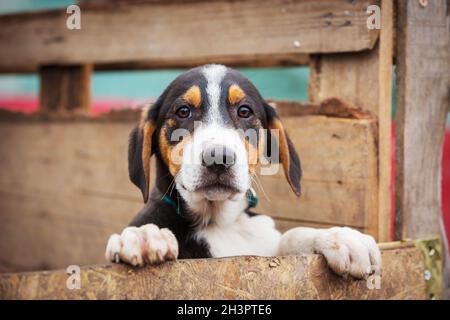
[0,244,426,299]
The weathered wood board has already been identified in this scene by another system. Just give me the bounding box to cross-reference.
[394,0,450,297]
[40,65,92,112]
[257,115,378,230]
[309,0,393,242]
[0,0,379,73]
[0,100,378,272]
[394,0,449,241]
[0,244,426,300]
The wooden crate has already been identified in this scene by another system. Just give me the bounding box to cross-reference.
[0,99,380,271]
[0,0,448,299]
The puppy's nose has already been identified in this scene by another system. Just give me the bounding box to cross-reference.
[202,144,236,171]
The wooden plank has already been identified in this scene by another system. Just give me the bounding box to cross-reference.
[309,0,394,242]
[274,217,364,234]
[0,100,379,271]
[40,65,92,112]
[394,0,450,297]
[257,115,378,231]
[0,0,379,73]
[0,191,139,272]
[93,54,311,72]
[394,0,449,242]
[0,244,426,299]
[0,122,140,272]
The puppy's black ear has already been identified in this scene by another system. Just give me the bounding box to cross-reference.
[128,101,161,203]
[264,102,302,197]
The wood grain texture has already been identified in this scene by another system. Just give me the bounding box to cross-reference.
[0,244,426,300]
[0,122,140,272]
[394,0,450,297]
[0,0,379,73]
[309,0,394,242]
[257,115,378,231]
[39,65,92,112]
[0,100,379,272]
[394,0,449,242]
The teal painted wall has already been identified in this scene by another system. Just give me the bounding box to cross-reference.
[0,68,309,101]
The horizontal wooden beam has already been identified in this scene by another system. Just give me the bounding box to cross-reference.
[0,243,426,299]
[0,0,379,73]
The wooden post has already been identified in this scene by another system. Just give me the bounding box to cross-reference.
[394,0,450,296]
[39,65,92,113]
[309,0,394,242]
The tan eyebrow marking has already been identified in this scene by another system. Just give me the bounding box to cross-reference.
[228,84,246,105]
[167,118,176,127]
[183,85,201,108]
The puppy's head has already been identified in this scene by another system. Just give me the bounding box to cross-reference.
[129,65,301,208]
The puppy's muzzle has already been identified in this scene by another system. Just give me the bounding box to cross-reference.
[201,144,236,173]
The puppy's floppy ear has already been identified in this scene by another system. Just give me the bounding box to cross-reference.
[128,101,161,203]
[264,102,302,197]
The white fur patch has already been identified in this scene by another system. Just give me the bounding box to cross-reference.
[278,226,382,279]
[201,64,227,123]
[196,211,281,257]
[105,224,178,266]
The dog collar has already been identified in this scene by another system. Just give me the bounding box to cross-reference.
[163,189,258,216]
[246,188,258,209]
[162,194,181,216]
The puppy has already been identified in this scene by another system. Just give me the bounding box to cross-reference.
[105,64,381,279]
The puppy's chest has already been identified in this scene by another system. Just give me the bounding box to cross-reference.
[196,213,281,257]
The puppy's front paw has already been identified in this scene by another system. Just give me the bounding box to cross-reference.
[315,227,381,279]
[105,224,178,266]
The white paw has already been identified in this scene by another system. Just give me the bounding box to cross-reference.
[105,224,179,266]
[314,227,382,279]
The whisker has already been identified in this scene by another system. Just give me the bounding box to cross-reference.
[169,172,179,194]
[251,173,271,203]
[160,172,179,200]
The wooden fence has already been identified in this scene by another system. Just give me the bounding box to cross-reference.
[0,0,448,299]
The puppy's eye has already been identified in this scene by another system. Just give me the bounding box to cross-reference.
[175,106,191,119]
[237,105,253,118]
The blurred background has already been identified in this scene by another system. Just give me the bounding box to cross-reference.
[0,0,449,242]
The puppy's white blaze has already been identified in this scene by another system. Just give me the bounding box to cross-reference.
[201,64,227,123]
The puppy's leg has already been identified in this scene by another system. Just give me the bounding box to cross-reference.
[278,227,381,279]
[105,224,178,266]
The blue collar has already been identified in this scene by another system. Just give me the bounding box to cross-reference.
[162,194,181,216]
[162,188,258,216]
[246,188,258,209]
